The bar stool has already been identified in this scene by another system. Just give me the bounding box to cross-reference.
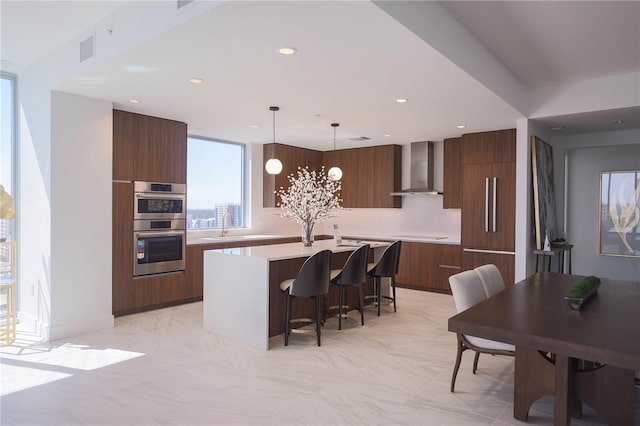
[279,250,332,346]
[366,240,401,316]
[328,244,370,330]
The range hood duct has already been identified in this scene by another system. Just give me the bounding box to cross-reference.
[390,141,443,196]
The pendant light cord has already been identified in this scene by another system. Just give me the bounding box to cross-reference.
[331,122,339,166]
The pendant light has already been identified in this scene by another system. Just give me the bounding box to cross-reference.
[328,122,343,181]
[265,106,283,175]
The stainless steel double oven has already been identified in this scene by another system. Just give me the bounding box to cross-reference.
[133,181,186,277]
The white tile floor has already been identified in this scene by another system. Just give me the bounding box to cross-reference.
[1,288,636,425]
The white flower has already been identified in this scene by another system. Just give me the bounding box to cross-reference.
[276,166,342,227]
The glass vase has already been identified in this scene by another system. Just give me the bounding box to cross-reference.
[302,222,314,247]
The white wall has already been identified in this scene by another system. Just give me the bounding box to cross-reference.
[551,130,640,280]
[49,91,114,339]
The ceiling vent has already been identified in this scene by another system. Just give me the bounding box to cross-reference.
[177,0,194,9]
[79,34,95,63]
[349,136,371,141]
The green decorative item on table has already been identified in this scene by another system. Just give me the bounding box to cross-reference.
[564,276,600,310]
[276,166,342,247]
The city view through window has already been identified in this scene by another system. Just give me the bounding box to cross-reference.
[186,137,244,230]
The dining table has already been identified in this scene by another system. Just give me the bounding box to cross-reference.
[448,272,640,426]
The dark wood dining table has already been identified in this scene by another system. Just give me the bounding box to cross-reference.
[448,272,640,426]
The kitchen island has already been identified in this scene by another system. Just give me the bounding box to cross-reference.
[203,239,389,350]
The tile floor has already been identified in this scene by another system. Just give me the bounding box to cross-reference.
[1,288,637,425]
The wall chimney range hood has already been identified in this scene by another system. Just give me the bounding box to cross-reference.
[390,141,443,196]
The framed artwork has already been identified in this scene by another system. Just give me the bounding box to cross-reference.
[599,170,640,257]
[531,136,559,250]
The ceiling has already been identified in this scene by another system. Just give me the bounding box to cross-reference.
[1,1,639,149]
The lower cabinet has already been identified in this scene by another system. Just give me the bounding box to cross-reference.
[113,236,301,316]
[461,250,515,287]
[396,242,461,293]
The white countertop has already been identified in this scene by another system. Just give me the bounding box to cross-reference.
[189,232,460,247]
[343,234,460,245]
[188,234,289,246]
[206,239,388,261]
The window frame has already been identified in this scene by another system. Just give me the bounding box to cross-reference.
[186,135,247,231]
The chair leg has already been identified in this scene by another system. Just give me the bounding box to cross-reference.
[376,277,381,317]
[358,283,364,325]
[391,276,397,312]
[451,334,465,392]
[285,294,291,346]
[473,351,480,374]
[315,296,322,346]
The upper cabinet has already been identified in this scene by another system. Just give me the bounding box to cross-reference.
[113,110,187,183]
[263,143,322,207]
[331,145,402,209]
[443,137,462,209]
[263,143,401,208]
[461,128,516,165]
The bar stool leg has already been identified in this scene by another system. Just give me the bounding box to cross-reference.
[391,277,397,312]
[315,296,322,346]
[376,277,382,316]
[358,284,364,325]
[285,294,291,346]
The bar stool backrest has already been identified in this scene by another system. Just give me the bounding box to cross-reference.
[289,249,332,298]
[368,240,401,278]
[333,244,370,285]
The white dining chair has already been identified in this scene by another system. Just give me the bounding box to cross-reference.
[474,264,506,298]
[449,269,515,392]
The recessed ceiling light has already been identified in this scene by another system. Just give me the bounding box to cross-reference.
[395,98,408,103]
[613,120,625,124]
[549,125,565,131]
[128,99,140,104]
[250,124,259,128]
[189,78,204,84]
[278,47,297,55]
[384,134,392,137]
[456,125,466,129]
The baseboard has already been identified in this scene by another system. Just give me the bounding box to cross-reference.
[45,314,114,341]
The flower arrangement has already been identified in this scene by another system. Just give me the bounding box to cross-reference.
[277,166,342,246]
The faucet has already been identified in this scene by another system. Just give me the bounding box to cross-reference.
[220,212,228,237]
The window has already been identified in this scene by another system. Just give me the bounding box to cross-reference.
[1,73,17,242]
[186,136,245,230]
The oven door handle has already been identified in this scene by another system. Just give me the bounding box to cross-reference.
[135,230,185,239]
[135,193,185,201]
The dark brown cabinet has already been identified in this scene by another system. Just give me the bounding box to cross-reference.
[396,242,461,293]
[443,137,462,209]
[113,235,302,317]
[460,128,516,285]
[263,143,322,207]
[113,110,187,183]
[461,162,515,251]
[332,145,401,208]
[436,244,462,292]
[263,143,401,208]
